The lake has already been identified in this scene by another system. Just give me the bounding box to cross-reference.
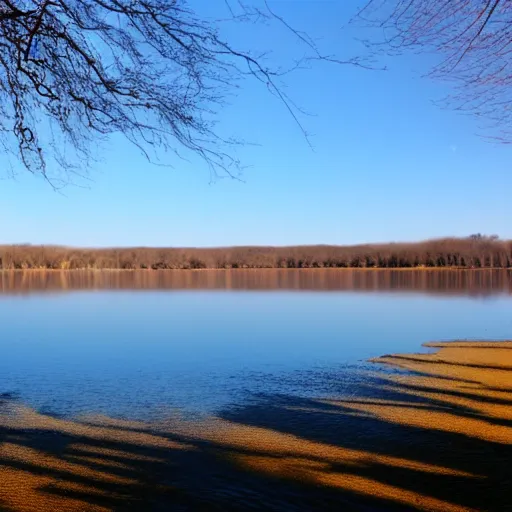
[1,269,512,511]
[1,269,511,420]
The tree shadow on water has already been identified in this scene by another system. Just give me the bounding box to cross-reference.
[215,345,512,511]
[1,342,511,511]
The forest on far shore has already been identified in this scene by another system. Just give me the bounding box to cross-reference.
[0,235,510,270]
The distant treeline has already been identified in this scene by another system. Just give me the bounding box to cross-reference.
[0,235,511,270]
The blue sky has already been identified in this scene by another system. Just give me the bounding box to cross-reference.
[1,1,510,248]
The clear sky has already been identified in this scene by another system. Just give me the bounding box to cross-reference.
[1,1,510,248]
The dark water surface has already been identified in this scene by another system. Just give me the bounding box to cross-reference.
[1,269,511,420]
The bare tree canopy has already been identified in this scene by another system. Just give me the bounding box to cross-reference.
[0,235,510,270]
[355,0,512,141]
[0,1,361,186]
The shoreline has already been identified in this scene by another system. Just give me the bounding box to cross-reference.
[1,267,511,272]
[1,340,511,511]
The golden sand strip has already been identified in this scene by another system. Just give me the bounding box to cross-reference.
[423,341,512,349]
[170,417,481,478]
[0,442,137,485]
[359,342,512,443]
[378,341,512,372]
[0,408,191,512]
[0,467,111,512]
[68,443,164,463]
[0,407,193,451]
[234,453,478,512]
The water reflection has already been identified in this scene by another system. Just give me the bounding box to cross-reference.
[1,269,511,296]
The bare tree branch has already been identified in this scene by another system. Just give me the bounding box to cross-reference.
[0,0,353,185]
[353,0,512,141]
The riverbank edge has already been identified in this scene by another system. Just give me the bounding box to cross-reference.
[1,267,511,272]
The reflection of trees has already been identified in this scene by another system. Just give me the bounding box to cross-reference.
[0,268,511,296]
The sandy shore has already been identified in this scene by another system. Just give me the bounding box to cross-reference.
[1,341,511,511]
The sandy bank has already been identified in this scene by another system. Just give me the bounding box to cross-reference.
[1,341,511,511]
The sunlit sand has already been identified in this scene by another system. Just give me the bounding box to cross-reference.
[1,341,511,511]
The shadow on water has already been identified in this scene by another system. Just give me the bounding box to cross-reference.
[1,342,512,511]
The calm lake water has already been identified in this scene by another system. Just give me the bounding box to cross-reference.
[1,270,511,420]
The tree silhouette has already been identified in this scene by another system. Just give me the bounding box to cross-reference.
[354,0,512,141]
[0,237,510,270]
[0,1,363,186]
